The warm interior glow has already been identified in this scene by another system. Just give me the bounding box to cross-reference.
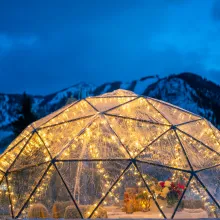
[0,89,219,219]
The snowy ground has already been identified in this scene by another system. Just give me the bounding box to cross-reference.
[105,206,208,219]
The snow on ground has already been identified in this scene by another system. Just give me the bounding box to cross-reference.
[106,206,208,219]
[0,95,16,127]
[120,82,132,90]
[32,96,44,110]
[120,77,158,95]
[147,77,213,120]
[48,82,95,105]
[134,77,158,95]
[102,84,112,94]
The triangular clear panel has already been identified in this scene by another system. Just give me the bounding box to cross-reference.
[56,160,130,218]
[137,130,190,170]
[106,115,170,157]
[3,125,33,152]
[136,161,191,218]
[197,166,220,205]
[86,97,136,112]
[148,99,200,125]
[106,97,170,124]
[58,117,130,160]
[178,119,220,154]
[209,122,220,142]
[0,178,11,218]
[10,133,51,170]
[38,117,94,158]
[174,177,219,218]
[32,101,77,129]
[39,100,97,128]
[7,163,49,217]
[97,164,163,219]
[17,165,81,219]
[0,170,5,183]
[177,131,220,170]
[0,134,32,172]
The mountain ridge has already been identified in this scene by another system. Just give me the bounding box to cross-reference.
[0,72,219,152]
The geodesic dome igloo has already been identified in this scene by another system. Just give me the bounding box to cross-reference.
[0,89,219,219]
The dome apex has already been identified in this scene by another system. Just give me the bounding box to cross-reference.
[97,89,137,97]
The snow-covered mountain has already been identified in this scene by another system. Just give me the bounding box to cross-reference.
[0,72,219,152]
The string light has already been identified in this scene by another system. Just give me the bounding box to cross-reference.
[0,90,219,219]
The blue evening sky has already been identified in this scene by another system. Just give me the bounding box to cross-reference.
[0,0,220,94]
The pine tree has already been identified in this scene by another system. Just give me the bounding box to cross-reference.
[12,92,37,136]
